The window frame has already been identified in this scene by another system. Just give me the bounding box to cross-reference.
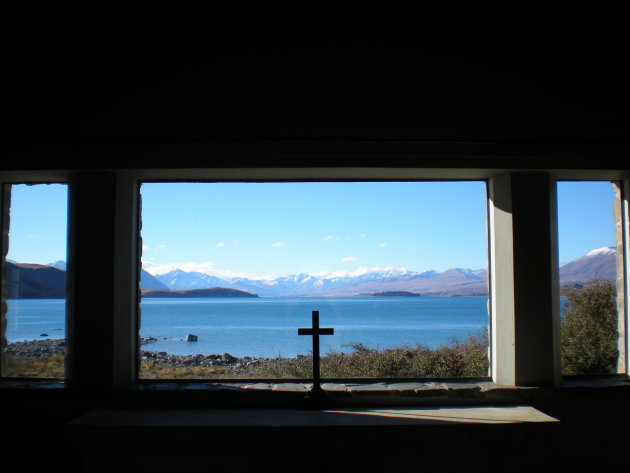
[556,179,628,376]
[1,166,628,390]
[0,176,70,380]
[136,177,493,384]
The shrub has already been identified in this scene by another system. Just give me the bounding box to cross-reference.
[135,334,490,380]
[2,355,64,378]
[560,280,619,375]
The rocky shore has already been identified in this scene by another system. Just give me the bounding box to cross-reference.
[138,337,270,370]
[3,338,66,358]
[3,338,271,371]
[140,350,268,370]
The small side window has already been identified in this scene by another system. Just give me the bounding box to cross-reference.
[557,181,626,376]
[1,183,68,379]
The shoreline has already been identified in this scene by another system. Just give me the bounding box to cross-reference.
[2,336,489,378]
[3,338,274,369]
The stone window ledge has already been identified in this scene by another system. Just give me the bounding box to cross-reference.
[1,376,627,404]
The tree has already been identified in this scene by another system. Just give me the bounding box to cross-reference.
[560,280,619,375]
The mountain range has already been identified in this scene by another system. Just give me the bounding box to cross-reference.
[3,247,618,298]
[144,246,619,297]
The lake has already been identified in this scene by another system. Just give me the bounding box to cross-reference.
[5,296,497,358]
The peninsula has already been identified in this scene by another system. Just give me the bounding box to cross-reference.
[371,291,422,297]
[141,287,258,298]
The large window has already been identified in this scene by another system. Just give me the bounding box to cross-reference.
[138,181,490,380]
[0,169,627,389]
[1,183,68,379]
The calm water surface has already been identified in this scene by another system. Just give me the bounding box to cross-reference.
[6,297,499,358]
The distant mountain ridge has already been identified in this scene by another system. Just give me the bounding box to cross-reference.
[150,266,489,297]
[149,247,619,297]
[3,248,618,299]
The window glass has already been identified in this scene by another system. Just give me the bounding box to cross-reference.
[1,183,68,378]
[138,182,490,380]
[557,181,625,375]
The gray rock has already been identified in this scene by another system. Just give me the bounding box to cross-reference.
[222,353,238,363]
[184,334,198,342]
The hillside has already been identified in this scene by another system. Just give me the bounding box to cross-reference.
[559,247,616,286]
[5,262,66,298]
[139,269,169,290]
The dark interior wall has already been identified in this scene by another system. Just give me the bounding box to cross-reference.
[3,7,630,168]
[2,11,629,471]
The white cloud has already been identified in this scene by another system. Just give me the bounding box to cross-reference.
[143,244,166,251]
[359,233,367,238]
[271,242,285,247]
[378,242,388,247]
[215,242,225,248]
[341,256,357,263]
[324,235,340,241]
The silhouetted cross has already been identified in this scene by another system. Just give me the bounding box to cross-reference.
[298,310,334,392]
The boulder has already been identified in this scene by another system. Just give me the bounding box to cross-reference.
[222,353,237,363]
[184,334,198,342]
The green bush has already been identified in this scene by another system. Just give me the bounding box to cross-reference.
[560,280,619,375]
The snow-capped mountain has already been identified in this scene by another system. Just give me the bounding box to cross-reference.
[152,266,486,297]
[5,245,617,298]
[311,268,488,297]
[47,260,67,271]
[155,269,227,290]
[146,247,618,297]
[559,246,616,286]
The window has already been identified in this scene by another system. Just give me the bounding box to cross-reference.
[138,181,490,380]
[557,181,626,376]
[0,167,627,390]
[1,183,68,379]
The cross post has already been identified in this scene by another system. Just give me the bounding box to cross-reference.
[298,310,334,393]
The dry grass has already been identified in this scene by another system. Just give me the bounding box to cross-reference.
[3,335,490,380]
[140,362,229,379]
[139,334,489,380]
[2,355,65,378]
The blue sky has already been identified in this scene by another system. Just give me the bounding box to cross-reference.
[139,182,489,278]
[4,180,618,277]
[6,183,68,265]
[557,181,617,265]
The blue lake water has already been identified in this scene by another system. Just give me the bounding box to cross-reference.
[3,297,573,358]
[139,297,491,358]
[6,297,495,358]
